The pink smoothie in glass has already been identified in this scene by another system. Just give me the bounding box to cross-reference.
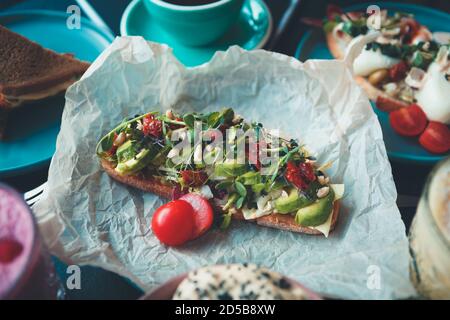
[0,184,61,300]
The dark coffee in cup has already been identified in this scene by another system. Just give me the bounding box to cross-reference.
[145,0,245,46]
[163,0,220,6]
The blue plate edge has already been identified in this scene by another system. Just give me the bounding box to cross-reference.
[0,9,114,178]
[0,9,115,42]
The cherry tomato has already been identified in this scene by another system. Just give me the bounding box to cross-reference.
[389,61,408,82]
[0,238,23,263]
[419,122,450,154]
[180,193,214,239]
[389,104,428,137]
[151,200,194,246]
[375,96,408,112]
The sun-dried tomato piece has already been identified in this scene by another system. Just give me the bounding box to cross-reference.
[143,114,162,137]
[180,170,208,187]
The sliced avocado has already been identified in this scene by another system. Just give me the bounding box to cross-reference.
[214,162,247,177]
[116,140,137,163]
[115,148,154,175]
[274,188,313,214]
[151,145,171,166]
[295,188,335,227]
[238,171,261,185]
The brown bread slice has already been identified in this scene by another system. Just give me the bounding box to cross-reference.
[0,25,90,98]
[0,25,90,139]
[101,159,340,235]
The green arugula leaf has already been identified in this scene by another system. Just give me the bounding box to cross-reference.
[216,180,233,190]
[222,108,234,123]
[183,113,195,129]
[235,181,247,197]
[220,213,232,230]
[236,196,245,209]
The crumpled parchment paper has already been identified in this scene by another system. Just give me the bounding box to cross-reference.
[33,36,416,299]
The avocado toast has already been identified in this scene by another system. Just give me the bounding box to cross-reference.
[96,109,344,236]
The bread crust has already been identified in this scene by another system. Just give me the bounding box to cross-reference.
[101,159,340,235]
[101,159,174,199]
[326,31,409,111]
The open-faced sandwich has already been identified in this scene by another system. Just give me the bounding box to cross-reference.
[96,109,344,240]
[306,5,450,154]
[0,25,90,139]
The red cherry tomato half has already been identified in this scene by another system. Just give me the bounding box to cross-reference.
[180,193,214,239]
[419,122,450,154]
[375,96,408,112]
[151,200,194,246]
[389,104,428,137]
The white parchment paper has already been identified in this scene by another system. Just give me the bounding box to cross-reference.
[34,36,416,299]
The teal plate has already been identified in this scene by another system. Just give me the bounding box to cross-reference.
[295,2,450,165]
[0,10,114,178]
[120,0,272,67]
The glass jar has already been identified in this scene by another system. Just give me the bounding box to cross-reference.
[0,183,64,300]
[409,157,450,299]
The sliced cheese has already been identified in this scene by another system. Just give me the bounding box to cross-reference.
[331,184,345,201]
[242,207,258,220]
[353,48,399,77]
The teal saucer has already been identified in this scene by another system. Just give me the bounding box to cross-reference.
[120,0,272,67]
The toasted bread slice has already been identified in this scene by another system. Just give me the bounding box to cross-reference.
[0,26,90,139]
[101,159,174,199]
[101,159,340,235]
[233,202,339,235]
[0,25,89,102]
[326,32,409,112]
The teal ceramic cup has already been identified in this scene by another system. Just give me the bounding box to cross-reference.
[144,0,245,46]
